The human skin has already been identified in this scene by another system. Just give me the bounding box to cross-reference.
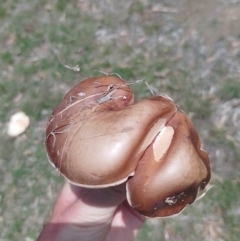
[37,182,146,241]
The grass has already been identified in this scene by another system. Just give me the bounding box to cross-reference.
[0,0,240,241]
[218,78,240,101]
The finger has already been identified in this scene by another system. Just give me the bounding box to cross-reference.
[51,182,126,222]
[106,201,146,241]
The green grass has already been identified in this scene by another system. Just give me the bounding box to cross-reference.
[0,1,240,241]
[218,79,240,100]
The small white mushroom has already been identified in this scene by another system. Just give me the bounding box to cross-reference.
[7,111,30,137]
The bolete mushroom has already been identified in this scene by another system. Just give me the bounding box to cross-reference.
[45,76,211,217]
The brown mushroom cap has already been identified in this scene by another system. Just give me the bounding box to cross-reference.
[126,111,210,217]
[45,76,211,217]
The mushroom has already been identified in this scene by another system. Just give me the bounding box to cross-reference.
[45,76,211,217]
[7,111,30,137]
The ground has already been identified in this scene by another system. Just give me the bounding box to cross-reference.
[0,0,240,241]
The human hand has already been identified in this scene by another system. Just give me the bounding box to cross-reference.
[37,182,146,241]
